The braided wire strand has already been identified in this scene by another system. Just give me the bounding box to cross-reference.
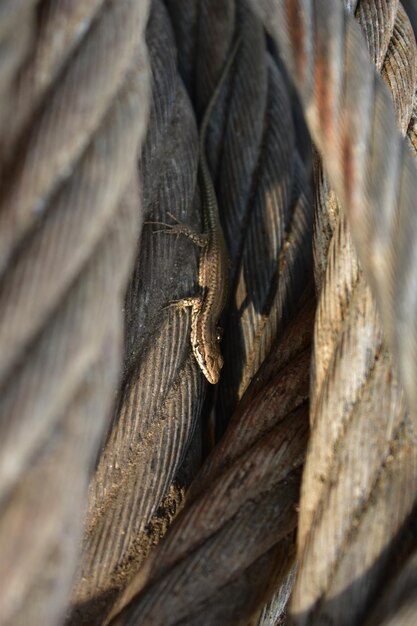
[248,0,417,427]
[0,0,38,161]
[245,1,417,624]
[204,0,313,435]
[66,0,313,621]
[67,2,209,622]
[166,0,313,439]
[0,1,151,623]
[107,299,313,626]
[1,0,107,162]
[99,0,315,621]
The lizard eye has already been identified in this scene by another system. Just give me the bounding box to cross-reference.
[216,327,223,342]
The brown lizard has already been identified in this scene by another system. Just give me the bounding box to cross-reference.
[149,37,240,384]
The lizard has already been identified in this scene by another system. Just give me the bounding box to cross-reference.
[148,37,241,384]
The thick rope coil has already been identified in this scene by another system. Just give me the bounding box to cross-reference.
[107,294,314,625]
[248,0,417,429]
[167,0,313,436]
[68,1,313,622]
[0,1,150,624]
[299,3,417,625]
[1,0,107,164]
[246,1,417,624]
[0,0,38,160]
[67,2,208,623]
[86,1,313,622]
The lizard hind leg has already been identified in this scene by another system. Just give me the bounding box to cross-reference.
[162,295,202,312]
[145,211,208,248]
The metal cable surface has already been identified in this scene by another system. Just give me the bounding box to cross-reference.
[244,1,417,624]
[57,1,312,624]
[94,1,316,621]
[166,0,313,436]
[0,1,150,624]
[0,0,37,162]
[67,2,207,623]
[108,295,314,626]
[402,0,417,36]
[256,565,296,626]
[248,0,417,428]
[4,1,416,624]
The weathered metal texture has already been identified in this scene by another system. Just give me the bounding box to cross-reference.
[302,4,417,624]
[1,0,108,163]
[5,1,417,625]
[106,293,314,625]
[165,0,313,437]
[248,0,417,429]
[66,2,208,623]
[77,0,313,621]
[402,0,417,36]
[0,1,150,624]
[365,541,417,625]
[0,0,38,161]
[190,539,296,626]
[247,0,417,624]
[256,564,296,626]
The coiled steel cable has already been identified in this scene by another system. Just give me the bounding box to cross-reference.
[0,0,38,160]
[247,1,417,624]
[248,0,417,428]
[182,0,313,436]
[67,2,207,623]
[0,1,150,624]
[108,297,313,626]
[99,0,314,622]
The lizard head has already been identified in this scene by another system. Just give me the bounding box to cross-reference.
[195,328,224,385]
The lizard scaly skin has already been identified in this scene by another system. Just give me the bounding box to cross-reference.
[149,37,240,384]
[187,38,240,383]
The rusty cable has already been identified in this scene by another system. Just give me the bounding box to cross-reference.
[248,0,417,428]
[245,1,417,624]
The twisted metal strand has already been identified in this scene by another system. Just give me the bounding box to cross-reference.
[199,540,296,626]
[365,539,417,625]
[67,2,209,623]
[1,183,140,626]
[248,0,417,425]
[100,1,313,621]
[166,0,313,439]
[262,2,417,624]
[0,0,145,271]
[2,0,107,162]
[107,294,314,626]
[1,330,119,626]
[0,1,150,623]
[209,3,312,435]
[256,564,296,626]
[0,0,38,160]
